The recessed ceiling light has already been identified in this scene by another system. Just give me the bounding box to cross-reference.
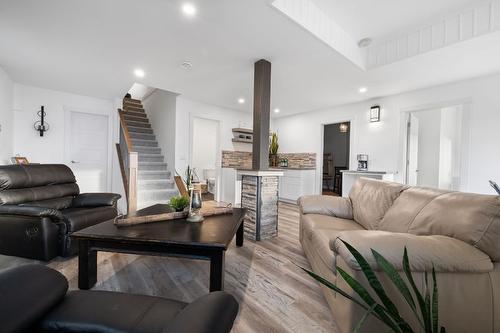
[181,3,197,17]
[359,87,368,94]
[181,61,193,70]
[238,98,245,104]
[134,68,145,78]
[274,108,280,113]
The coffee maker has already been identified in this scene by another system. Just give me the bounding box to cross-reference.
[357,154,368,171]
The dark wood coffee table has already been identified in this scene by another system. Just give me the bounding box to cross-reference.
[71,204,246,292]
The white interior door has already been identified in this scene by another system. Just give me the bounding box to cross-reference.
[406,113,419,186]
[67,111,109,193]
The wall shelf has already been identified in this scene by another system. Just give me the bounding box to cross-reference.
[232,128,253,144]
[232,138,253,144]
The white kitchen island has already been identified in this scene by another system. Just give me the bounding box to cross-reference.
[341,170,395,197]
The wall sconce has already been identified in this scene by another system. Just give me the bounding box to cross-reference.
[34,105,50,137]
[370,105,380,122]
[339,123,349,133]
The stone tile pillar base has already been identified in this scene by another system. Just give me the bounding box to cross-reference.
[241,175,279,241]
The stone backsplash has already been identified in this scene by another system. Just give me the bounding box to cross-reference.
[222,151,316,169]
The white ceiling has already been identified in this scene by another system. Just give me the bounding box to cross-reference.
[1,0,500,117]
[311,0,477,42]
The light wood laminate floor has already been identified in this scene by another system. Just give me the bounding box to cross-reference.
[0,203,339,333]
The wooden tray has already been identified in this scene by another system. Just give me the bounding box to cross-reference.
[114,202,233,227]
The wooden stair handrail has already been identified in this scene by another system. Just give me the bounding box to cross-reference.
[118,109,134,152]
[128,152,138,214]
[117,108,138,213]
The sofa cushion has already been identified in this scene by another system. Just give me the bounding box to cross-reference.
[348,178,408,230]
[379,187,447,232]
[332,230,494,273]
[40,290,187,333]
[61,206,117,232]
[381,187,500,261]
[0,183,79,205]
[0,164,76,190]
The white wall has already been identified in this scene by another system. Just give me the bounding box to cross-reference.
[192,117,219,181]
[175,97,253,203]
[274,73,500,195]
[11,84,126,211]
[142,89,177,173]
[0,67,14,164]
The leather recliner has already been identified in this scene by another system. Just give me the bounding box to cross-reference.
[0,164,121,260]
[0,264,239,333]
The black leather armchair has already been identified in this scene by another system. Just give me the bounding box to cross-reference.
[0,264,239,333]
[0,164,121,260]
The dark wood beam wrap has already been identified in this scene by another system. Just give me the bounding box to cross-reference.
[252,59,272,171]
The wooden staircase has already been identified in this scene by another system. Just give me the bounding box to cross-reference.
[117,97,178,212]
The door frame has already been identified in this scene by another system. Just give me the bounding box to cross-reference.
[63,106,114,192]
[188,115,222,201]
[319,118,355,195]
[400,99,472,191]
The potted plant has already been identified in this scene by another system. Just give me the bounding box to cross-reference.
[169,195,190,212]
[269,132,279,167]
[300,240,446,333]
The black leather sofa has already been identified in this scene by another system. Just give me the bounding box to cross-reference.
[0,264,239,333]
[0,164,121,260]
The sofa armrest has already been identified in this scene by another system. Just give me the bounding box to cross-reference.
[72,193,121,208]
[331,230,493,273]
[298,195,353,219]
[0,265,68,333]
[164,291,239,333]
[0,205,64,221]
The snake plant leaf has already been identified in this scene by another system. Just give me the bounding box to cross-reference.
[432,267,438,333]
[372,249,424,330]
[354,303,378,333]
[337,267,403,333]
[297,266,374,315]
[340,240,412,332]
[424,271,432,333]
[403,247,430,333]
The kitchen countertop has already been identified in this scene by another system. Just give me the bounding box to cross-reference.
[341,170,391,174]
[236,167,316,171]
[237,169,284,177]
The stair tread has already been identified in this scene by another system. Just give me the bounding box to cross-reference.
[124,111,147,117]
[124,97,141,103]
[138,188,177,193]
[139,179,174,183]
[125,119,151,128]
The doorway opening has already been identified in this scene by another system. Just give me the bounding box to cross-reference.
[191,117,220,201]
[405,104,467,190]
[322,122,350,196]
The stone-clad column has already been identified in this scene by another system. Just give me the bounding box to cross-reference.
[239,170,283,241]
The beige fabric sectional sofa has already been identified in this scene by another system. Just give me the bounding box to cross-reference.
[298,177,500,333]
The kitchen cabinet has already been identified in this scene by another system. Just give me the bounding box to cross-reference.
[278,169,316,203]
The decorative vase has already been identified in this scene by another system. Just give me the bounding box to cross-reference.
[269,154,279,167]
